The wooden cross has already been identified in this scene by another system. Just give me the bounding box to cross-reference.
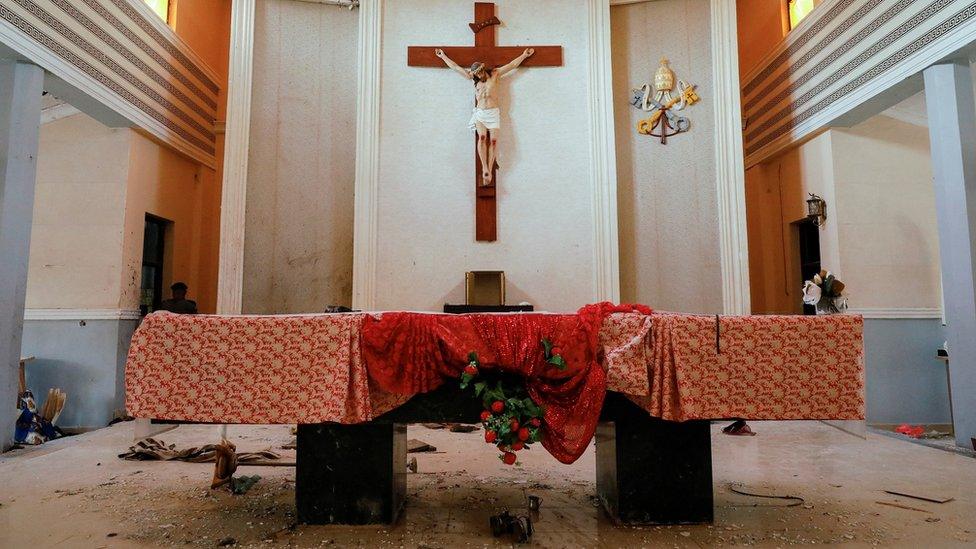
[408,2,562,242]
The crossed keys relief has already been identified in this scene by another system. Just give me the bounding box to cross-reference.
[630,58,700,144]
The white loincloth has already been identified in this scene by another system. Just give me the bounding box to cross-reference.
[468,107,501,131]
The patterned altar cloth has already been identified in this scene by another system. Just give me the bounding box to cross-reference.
[125,311,864,425]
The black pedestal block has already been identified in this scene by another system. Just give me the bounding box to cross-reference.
[295,422,406,524]
[596,393,713,524]
[296,388,713,526]
[295,383,480,525]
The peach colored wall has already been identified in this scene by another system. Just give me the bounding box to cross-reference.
[120,132,219,312]
[736,0,787,78]
[745,132,836,314]
[170,0,232,82]
[25,1,229,313]
[114,0,230,313]
[830,116,941,310]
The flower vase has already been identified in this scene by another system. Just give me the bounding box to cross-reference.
[816,297,847,315]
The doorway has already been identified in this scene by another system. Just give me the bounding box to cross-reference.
[796,219,821,315]
[140,214,171,315]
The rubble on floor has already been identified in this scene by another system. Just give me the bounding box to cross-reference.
[0,422,974,547]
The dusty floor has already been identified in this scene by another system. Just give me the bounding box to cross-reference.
[1,421,974,548]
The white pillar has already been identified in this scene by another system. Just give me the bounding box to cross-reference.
[216,0,256,315]
[924,61,976,448]
[0,61,44,451]
[711,0,750,315]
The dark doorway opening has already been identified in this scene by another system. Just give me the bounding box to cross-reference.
[141,214,170,315]
[797,219,821,315]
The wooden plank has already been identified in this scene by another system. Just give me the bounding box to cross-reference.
[476,192,497,241]
[407,46,563,68]
[883,490,954,504]
[475,130,497,241]
[473,2,496,48]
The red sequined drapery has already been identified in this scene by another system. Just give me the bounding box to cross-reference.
[360,303,652,463]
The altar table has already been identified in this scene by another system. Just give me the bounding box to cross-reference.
[125,310,864,525]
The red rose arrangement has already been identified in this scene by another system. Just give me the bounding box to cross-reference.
[459,348,555,466]
[540,338,567,370]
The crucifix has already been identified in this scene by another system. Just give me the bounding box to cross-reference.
[408,2,563,242]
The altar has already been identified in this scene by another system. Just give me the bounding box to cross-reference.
[125,307,864,526]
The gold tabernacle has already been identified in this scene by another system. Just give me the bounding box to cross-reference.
[465,271,505,306]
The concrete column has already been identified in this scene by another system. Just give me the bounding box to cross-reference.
[924,61,976,448]
[0,61,44,451]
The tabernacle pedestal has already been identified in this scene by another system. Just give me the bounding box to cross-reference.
[295,388,713,526]
[596,393,713,524]
[295,422,407,524]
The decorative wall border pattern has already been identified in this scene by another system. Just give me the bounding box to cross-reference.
[746,0,920,135]
[749,2,976,156]
[741,0,853,97]
[0,0,221,166]
[13,0,214,139]
[741,0,976,166]
[65,0,216,113]
[746,0,953,146]
[105,0,220,94]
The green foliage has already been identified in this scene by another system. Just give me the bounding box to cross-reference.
[460,351,547,463]
[540,338,567,371]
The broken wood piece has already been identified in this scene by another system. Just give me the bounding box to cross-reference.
[448,423,479,433]
[875,500,932,513]
[17,356,33,400]
[883,490,953,504]
[211,439,238,489]
[407,439,437,453]
[235,460,296,467]
[727,483,804,507]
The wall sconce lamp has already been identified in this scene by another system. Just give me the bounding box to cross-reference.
[806,193,827,226]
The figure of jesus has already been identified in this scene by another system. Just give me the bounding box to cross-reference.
[434,48,534,185]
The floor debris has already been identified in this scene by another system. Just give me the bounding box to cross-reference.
[883,489,953,504]
[420,423,480,433]
[119,438,281,464]
[727,483,805,507]
[230,475,261,495]
[722,419,756,436]
[3,421,975,547]
[407,439,437,453]
[875,500,931,513]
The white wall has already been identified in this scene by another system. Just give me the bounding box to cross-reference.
[372,0,596,312]
[28,113,130,310]
[831,116,941,310]
[611,0,722,312]
[746,115,941,313]
[243,0,358,313]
